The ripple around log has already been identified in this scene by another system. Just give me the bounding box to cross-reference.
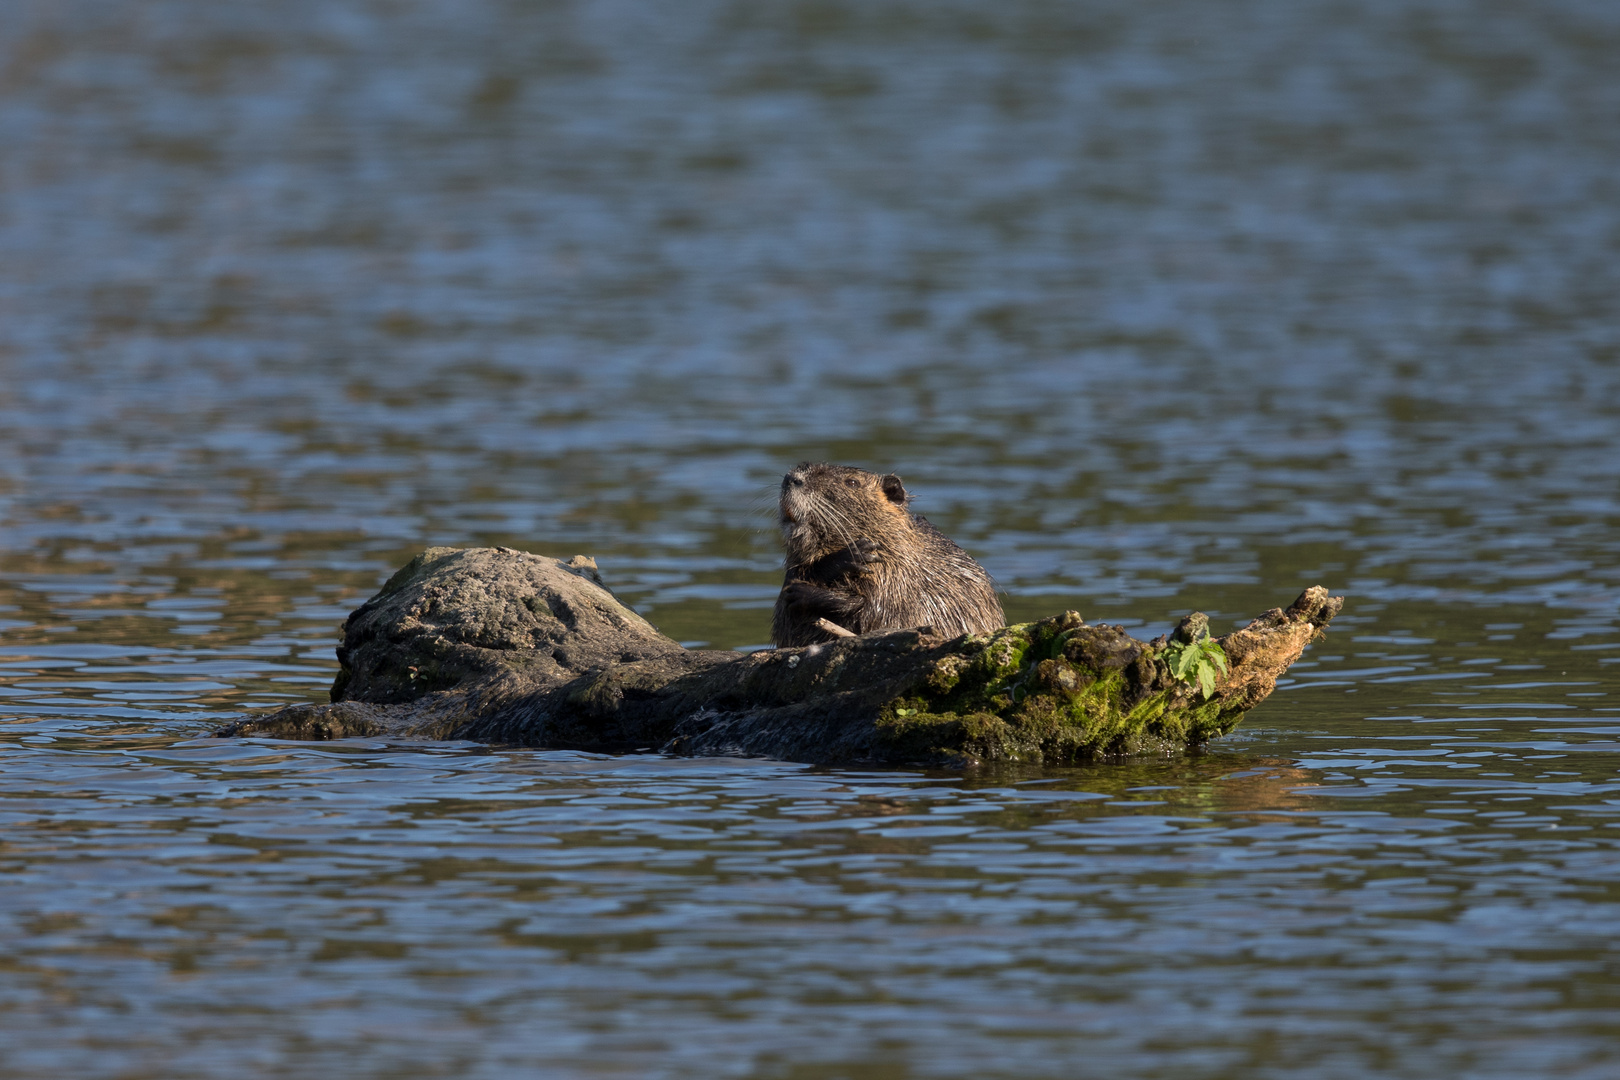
[217,547,1342,766]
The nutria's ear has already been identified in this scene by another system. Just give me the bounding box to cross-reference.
[881,474,907,504]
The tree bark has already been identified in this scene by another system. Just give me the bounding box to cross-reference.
[216,546,1343,766]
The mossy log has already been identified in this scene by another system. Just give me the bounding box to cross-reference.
[216,547,1343,766]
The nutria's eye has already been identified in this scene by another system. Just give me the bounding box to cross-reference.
[844,477,858,487]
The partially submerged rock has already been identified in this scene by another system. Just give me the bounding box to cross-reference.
[217,547,1342,766]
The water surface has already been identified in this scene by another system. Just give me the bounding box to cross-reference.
[3,1,1620,1076]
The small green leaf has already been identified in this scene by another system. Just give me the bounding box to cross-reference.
[1164,634,1228,699]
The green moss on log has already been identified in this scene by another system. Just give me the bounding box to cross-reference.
[871,612,1238,764]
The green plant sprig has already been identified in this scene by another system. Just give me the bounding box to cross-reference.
[1162,630,1229,700]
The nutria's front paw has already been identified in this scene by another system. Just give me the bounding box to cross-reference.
[818,539,883,579]
[849,538,883,564]
[779,580,817,608]
[779,580,858,618]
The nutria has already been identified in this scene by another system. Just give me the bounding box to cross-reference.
[771,462,1005,647]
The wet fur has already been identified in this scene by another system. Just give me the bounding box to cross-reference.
[771,462,1005,647]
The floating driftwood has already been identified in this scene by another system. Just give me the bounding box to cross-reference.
[217,547,1342,766]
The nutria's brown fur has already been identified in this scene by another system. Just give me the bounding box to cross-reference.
[771,462,1005,647]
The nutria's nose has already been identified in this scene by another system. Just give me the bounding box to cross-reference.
[784,471,805,487]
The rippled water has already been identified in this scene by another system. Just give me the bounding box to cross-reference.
[4,1,1620,1076]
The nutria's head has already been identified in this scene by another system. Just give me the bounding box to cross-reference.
[779,462,909,565]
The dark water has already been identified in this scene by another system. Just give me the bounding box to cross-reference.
[4,1,1620,1075]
